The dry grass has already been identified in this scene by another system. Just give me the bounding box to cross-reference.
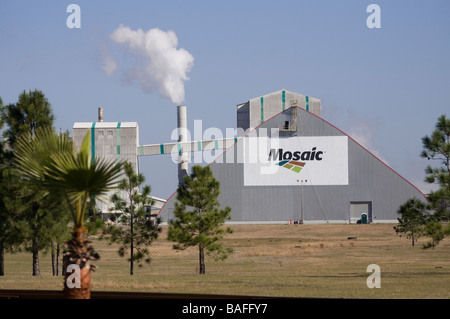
[1,223,449,298]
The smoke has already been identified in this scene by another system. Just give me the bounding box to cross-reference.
[347,122,389,165]
[105,24,194,105]
[102,55,117,77]
[325,106,389,165]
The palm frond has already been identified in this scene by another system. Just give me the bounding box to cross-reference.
[14,127,73,185]
[14,127,123,227]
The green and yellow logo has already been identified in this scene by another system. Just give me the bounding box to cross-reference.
[269,147,323,174]
[276,160,305,173]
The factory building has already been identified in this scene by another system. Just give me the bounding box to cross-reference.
[73,89,427,224]
[73,108,168,216]
[159,89,426,223]
[72,118,139,212]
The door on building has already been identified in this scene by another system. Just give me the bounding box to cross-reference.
[349,201,372,224]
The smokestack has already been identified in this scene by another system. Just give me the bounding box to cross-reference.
[177,105,188,186]
[98,107,104,122]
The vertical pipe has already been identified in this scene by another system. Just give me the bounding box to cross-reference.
[98,107,103,122]
[177,105,188,186]
[301,180,304,223]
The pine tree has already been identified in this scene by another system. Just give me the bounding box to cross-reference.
[420,114,450,248]
[1,90,54,148]
[0,168,24,275]
[394,198,430,246]
[0,89,56,276]
[40,200,71,276]
[168,165,233,275]
[0,95,14,276]
[104,162,161,275]
[421,114,450,219]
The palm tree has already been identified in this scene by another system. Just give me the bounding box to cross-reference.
[14,127,122,298]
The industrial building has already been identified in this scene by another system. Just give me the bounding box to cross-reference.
[72,109,164,214]
[73,89,427,224]
[158,89,426,224]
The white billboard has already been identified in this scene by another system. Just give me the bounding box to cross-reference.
[243,136,348,186]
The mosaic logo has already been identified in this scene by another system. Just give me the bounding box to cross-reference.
[246,137,347,186]
[268,147,323,174]
[276,160,305,173]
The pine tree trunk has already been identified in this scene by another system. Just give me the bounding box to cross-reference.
[129,195,134,276]
[51,242,56,276]
[56,243,60,276]
[199,244,205,274]
[62,252,66,276]
[32,204,40,276]
[32,233,40,276]
[0,242,4,276]
[130,215,134,275]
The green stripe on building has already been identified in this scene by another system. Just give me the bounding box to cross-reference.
[177,143,182,153]
[117,122,121,171]
[260,97,264,124]
[214,140,219,150]
[91,122,96,164]
[117,122,121,155]
[160,144,164,154]
[197,141,202,151]
[282,90,285,111]
[305,96,309,111]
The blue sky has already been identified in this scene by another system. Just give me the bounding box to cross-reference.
[1,0,449,199]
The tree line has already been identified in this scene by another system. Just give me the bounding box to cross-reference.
[0,90,233,298]
[395,114,450,248]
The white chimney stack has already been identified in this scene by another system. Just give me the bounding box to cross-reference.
[177,105,188,186]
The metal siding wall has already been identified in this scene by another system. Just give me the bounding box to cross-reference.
[160,107,425,223]
[237,102,250,132]
[72,128,90,151]
[246,90,321,131]
[120,127,138,172]
[73,123,139,214]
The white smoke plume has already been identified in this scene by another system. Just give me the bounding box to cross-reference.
[107,24,194,105]
[102,55,117,77]
[325,106,389,165]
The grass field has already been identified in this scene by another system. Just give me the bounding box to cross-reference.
[0,223,449,299]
